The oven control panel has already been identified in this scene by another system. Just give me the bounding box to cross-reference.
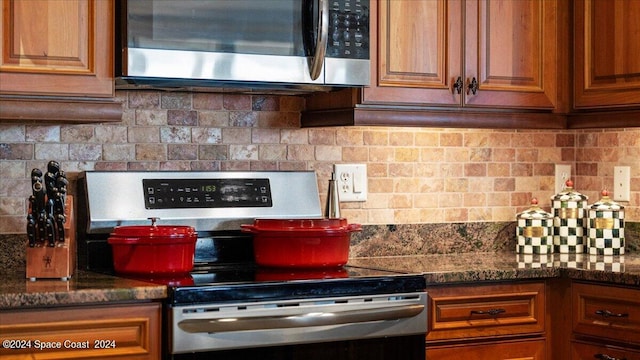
[143,178,272,209]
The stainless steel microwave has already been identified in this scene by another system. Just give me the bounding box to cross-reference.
[116,0,370,92]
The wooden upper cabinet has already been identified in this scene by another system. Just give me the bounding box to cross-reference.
[573,0,640,109]
[0,0,113,97]
[363,0,558,110]
[465,0,557,109]
[363,0,461,106]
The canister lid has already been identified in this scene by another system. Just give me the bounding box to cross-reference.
[517,198,553,220]
[590,189,624,210]
[551,179,588,202]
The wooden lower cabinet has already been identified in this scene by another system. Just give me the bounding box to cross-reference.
[0,302,161,359]
[571,340,640,360]
[570,282,640,360]
[427,338,546,360]
[425,281,547,359]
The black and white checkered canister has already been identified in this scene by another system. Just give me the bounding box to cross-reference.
[587,254,625,272]
[516,198,553,254]
[551,180,588,253]
[587,190,625,255]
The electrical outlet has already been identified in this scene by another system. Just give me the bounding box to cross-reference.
[333,164,367,202]
[613,166,631,201]
[555,164,572,194]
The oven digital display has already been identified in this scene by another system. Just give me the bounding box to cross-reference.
[143,178,272,209]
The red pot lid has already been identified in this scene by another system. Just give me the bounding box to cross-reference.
[250,218,350,230]
[111,225,196,238]
[109,218,196,243]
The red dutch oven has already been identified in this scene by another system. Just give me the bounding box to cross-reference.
[108,218,197,276]
[241,218,362,268]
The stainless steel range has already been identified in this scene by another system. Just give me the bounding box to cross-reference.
[77,171,427,360]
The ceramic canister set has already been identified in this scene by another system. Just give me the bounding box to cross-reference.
[516,179,625,268]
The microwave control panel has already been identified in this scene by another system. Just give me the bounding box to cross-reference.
[328,0,369,59]
[142,178,272,209]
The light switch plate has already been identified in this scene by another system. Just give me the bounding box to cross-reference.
[555,164,572,194]
[334,164,367,202]
[613,166,631,201]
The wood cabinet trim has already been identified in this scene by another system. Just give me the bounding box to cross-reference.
[0,97,122,123]
[302,107,567,129]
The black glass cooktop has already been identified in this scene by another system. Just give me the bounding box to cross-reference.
[168,270,426,305]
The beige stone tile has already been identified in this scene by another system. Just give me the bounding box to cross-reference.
[415,132,438,146]
[135,144,166,161]
[222,127,252,144]
[135,109,167,125]
[315,145,341,161]
[286,144,314,160]
[258,144,287,161]
[445,208,468,222]
[389,131,414,146]
[128,126,159,143]
[418,208,445,223]
[342,146,368,162]
[395,148,419,162]
[35,143,68,161]
[336,128,364,145]
[438,193,463,208]
[251,128,280,144]
[102,144,135,161]
[440,132,462,146]
[229,144,258,161]
[281,128,309,144]
[389,163,414,177]
[198,111,229,127]
[363,130,389,145]
[369,147,394,162]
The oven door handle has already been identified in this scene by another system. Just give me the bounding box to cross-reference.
[178,304,424,333]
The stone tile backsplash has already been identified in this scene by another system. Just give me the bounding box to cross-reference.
[1,90,639,235]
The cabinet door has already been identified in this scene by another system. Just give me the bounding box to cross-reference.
[0,0,113,97]
[574,0,640,108]
[464,0,558,109]
[0,302,161,359]
[426,281,545,341]
[427,338,546,360]
[571,340,640,360]
[572,282,640,346]
[362,0,462,106]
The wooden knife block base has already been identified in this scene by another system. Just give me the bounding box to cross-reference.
[26,195,76,281]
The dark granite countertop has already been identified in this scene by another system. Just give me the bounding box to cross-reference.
[348,251,640,287]
[1,251,638,310]
[0,270,166,310]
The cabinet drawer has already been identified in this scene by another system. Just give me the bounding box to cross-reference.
[426,282,545,341]
[572,282,640,345]
[0,302,161,359]
[571,339,640,360]
[427,338,546,360]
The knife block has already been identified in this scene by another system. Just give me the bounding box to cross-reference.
[26,195,76,281]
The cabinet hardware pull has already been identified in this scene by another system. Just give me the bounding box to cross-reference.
[468,77,479,95]
[595,309,629,318]
[453,77,463,94]
[470,308,506,316]
[595,353,626,360]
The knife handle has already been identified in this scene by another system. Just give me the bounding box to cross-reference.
[56,213,66,242]
[27,213,37,247]
[31,170,45,215]
[44,215,55,247]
